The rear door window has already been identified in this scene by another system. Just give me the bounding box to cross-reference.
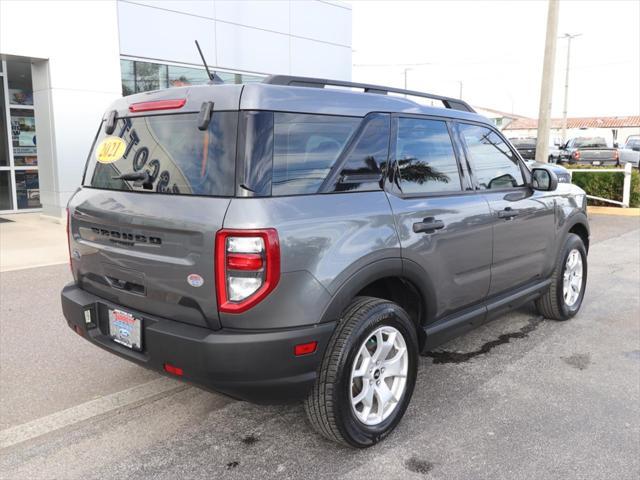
[331,114,390,192]
[458,123,525,190]
[84,112,238,196]
[272,113,359,195]
[393,117,463,195]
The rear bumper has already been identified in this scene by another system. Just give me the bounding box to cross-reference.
[567,159,618,166]
[61,283,335,404]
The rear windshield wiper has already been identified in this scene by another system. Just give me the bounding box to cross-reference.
[112,171,149,182]
[112,171,153,189]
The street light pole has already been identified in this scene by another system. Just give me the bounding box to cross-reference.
[561,33,582,144]
[404,67,411,90]
[535,0,560,164]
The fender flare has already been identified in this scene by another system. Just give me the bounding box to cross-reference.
[318,257,437,326]
[562,210,590,249]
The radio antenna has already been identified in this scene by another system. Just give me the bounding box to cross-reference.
[195,40,223,84]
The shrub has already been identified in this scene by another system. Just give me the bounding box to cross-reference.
[565,165,640,208]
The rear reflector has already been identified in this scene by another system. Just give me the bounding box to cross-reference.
[294,341,318,356]
[129,99,186,113]
[163,363,184,376]
[227,253,263,270]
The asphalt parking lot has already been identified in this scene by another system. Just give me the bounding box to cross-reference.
[1,213,639,480]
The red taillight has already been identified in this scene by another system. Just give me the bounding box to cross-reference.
[163,363,183,376]
[66,208,72,272]
[572,151,581,160]
[215,229,280,314]
[294,341,318,356]
[129,99,186,113]
[613,150,619,161]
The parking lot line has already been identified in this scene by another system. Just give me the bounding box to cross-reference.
[0,377,186,449]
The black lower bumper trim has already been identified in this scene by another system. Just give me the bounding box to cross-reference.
[61,283,336,404]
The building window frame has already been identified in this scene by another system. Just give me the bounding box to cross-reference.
[0,59,42,214]
[119,56,267,96]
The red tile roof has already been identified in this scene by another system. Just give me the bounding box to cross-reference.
[504,116,640,130]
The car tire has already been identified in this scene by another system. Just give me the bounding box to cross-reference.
[536,233,587,321]
[304,296,418,447]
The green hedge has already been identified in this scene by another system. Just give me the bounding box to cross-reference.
[565,165,640,207]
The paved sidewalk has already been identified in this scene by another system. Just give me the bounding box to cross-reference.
[0,213,68,272]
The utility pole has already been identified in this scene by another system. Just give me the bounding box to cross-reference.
[404,67,412,90]
[560,33,582,143]
[535,0,560,164]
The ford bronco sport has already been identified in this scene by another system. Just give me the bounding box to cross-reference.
[61,76,590,447]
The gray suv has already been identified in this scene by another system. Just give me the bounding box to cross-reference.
[61,76,590,447]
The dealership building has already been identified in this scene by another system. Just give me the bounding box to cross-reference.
[0,0,352,217]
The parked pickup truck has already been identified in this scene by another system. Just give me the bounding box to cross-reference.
[509,137,537,160]
[556,137,619,166]
[618,135,640,169]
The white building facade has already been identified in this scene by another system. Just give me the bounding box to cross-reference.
[0,0,352,217]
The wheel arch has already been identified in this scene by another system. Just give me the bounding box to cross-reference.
[568,220,590,253]
[319,258,436,349]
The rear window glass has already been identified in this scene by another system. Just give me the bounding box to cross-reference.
[84,112,238,196]
[510,138,536,148]
[272,113,359,195]
[573,137,607,148]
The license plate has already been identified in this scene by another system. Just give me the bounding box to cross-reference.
[592,161,601,166]
[108,309,142,351]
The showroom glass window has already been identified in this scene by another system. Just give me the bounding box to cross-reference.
[0,59,42,212]
[120,59,264,96]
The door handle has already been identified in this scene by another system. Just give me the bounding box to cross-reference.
[497,207,519,219]
[413,217,445,234]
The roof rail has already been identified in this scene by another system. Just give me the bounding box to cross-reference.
[262,75,476,113]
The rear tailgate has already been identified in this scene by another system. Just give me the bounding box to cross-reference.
[578,148,617,163]
[70,190,229,329]
[69,88,241,330]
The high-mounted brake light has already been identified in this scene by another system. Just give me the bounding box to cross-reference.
[215,229,280,313]
[129,98,186,113]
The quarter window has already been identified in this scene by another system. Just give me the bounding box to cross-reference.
[272,113,359,196]
[394,118,462,194]
[459,124,525,190]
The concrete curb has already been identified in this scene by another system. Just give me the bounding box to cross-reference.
[588,206,640,216]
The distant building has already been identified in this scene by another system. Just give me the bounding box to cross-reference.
[0,1,352,217]
[473,107,528,131]
[503,116,640,146]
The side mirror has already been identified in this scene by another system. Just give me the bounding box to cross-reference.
[531,168,558,192]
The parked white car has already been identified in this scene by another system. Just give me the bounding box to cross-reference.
[618,135,640,169]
